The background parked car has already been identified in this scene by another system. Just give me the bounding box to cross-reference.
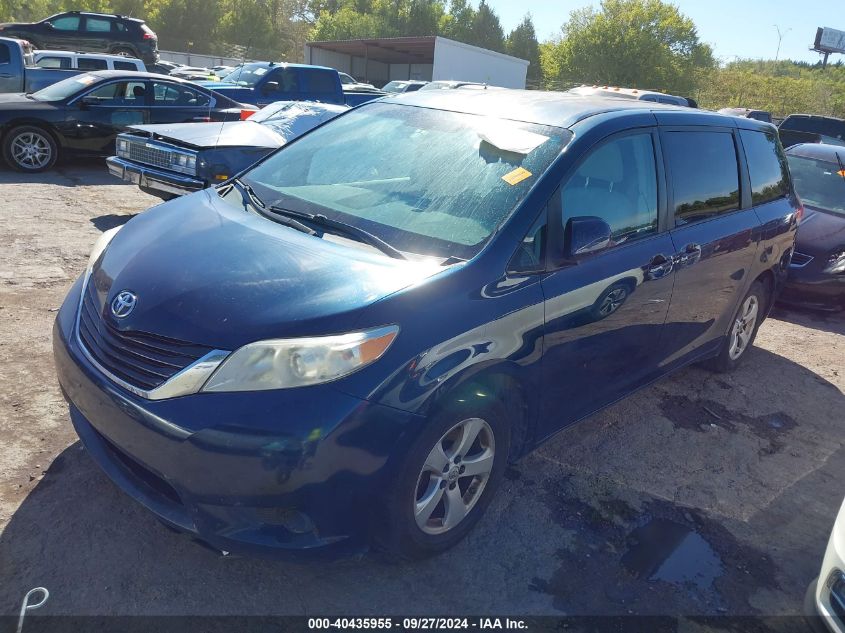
[0,70,252,172]
[0,11,158,64]
[805,495,845,632]
[338,71,376,91]
[382,80,428,94]
[0,36,88,93]
[568,85,695,107]
[108,100,349,200]
[718,107,773,123]
[34,50,145,72]
[202,61,385,107]
[169,66,217,81]
[780,143,845,311]
[148,60,180,75]
[779,114,845,149]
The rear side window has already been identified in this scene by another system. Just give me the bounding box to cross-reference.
[78,58,108,71]
[740,130,789,205]
[0,46,9,65]
[114,60,138,71]
[309,70,338,95]
[663,131,740,225]
[84,17,112,32]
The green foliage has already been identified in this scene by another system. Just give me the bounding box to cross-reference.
[540,0,715,95]
[697,60,845,118]
[506,14,540,85]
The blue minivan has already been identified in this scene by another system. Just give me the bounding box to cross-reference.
[53,90,799,559]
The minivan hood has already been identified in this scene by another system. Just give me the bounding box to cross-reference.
[90,189,443,350]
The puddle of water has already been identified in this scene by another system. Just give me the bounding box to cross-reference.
[621,519,724,590]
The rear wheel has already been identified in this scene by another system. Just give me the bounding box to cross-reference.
[111,46,136,57]
[374,401,509,560]
[704,280,768,372]
[3,125,58,172]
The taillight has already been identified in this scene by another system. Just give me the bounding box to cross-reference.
[143,32,155,40]
[240,109,257,120]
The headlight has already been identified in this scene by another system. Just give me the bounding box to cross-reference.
[116,138,130,158]
[202,325,399,392]
[87,226,121,274]
[824,249,845,274]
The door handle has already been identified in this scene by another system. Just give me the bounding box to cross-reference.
[0,73,11,78]
[674,243,702,266]
[646,254,674,279]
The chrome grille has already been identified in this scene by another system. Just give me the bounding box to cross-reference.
[77,281,214,391]
[126,140,173,170]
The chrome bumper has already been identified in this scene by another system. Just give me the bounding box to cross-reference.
[107,156,205,198]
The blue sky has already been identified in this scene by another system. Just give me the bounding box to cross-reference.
[486,0,839,64]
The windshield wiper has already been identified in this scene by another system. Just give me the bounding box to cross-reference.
[231,179,316,236]
[269,205,407,260]
[836,152,845,181]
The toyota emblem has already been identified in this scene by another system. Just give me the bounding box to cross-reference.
[110,291,137,318]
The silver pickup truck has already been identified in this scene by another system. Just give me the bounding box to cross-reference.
[0,37,83,93]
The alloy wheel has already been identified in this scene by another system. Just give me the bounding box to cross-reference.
[728,295,759,360]
[11,131,52,170]
[598,287,628,317]
[413,417,495,535]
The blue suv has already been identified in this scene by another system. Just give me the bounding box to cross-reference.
[53,90,800,559]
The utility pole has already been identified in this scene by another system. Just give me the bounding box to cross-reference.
[773,25,791,63]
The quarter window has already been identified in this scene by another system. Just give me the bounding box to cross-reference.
[37,56,70,69]
[113,60,138,71]
[48,16,80,31]
[561,133,659,247]
[663,131,740,225]
[740,130,789,205]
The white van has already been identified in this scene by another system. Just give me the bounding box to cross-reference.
[33,50,146,72]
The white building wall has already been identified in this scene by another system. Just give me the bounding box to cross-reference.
[431,37,528,89]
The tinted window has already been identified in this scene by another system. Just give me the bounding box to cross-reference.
[37,56,71,69]
[781,116,845,141]
[86,80,146,104]
[664,131,739,225]
[266,68,300,94]
[740,130,789,205]
[78,58,108,71]
[114,60,139,71]
[511,210,547,272]
[49,16,80,31]
[561,133,659,246]
[787,154,845,216]
[151,81,210,106]
[309,70,337,95]
[84,17,112,32]
[0,46,9,65]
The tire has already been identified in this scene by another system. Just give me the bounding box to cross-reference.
[373,399,510,560]
[111,47,136,57]
[704,280,768,373]
[2,125,58,172]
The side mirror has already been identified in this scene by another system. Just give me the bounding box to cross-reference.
[565,216,613,258]
[261,81,280,95]
[79,96,98,108]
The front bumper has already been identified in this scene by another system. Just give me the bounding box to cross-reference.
[107,156,205,199]
[779,276,845,312]
[53,275,422,558]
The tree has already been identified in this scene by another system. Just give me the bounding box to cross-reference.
[542,0,715,95]
[469,0,504,53]
[438,0,474,43]
[506,14,540,85]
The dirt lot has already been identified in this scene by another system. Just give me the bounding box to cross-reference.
[0,161,843,618]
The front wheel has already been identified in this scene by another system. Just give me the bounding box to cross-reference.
[374,401,510,560]
[3,126,58,172]
[704,280,768,372]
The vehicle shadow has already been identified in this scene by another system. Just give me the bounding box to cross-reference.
[90,214,136,232]
[770,305,845,336]
[0,159,126,187]
[0,348,843,617]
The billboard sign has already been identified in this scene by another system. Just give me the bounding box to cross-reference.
[814,27,845,54]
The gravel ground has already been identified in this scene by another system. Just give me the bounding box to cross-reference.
[0,161,843,618]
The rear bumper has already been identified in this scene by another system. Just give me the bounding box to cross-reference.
[53,275,423,558]
[107,156,205,199]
